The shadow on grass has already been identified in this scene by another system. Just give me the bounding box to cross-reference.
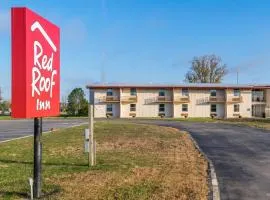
[0,186,61,199]
[0,159,88,167]
[41,185,62,199]
[0,191,27,199]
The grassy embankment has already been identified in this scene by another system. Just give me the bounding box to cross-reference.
[0,121,208,200]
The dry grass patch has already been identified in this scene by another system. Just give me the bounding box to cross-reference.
[47,123,208,200]
[0,122,208,200]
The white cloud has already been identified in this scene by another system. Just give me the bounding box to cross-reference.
[0,10,10,33]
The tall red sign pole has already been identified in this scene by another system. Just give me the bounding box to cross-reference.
[11,7,60,198]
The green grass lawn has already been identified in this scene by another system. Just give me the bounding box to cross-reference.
[128,117,270,130]
[0,122,208,200]
[219,118,270,129]
[132,117,217,122]
[0,116,11,120]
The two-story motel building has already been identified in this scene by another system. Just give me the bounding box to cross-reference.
[86,83,270,119]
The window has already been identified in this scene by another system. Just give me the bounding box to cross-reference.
[182,88,189,96]
[159,90,165,97]
[106,104,113,112]
[159,104,165,112]
[182,104,188,112]
[252,90,264,102]
[234,89,240,97]
[130,104,136,112]
[211,104,217,113]
[106,88,113,96]
[234,104,240,112]
[210,90,217,97]
[130,88,137,96]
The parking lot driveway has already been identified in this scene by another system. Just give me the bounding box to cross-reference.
[0,118,87,142]
[142,120,270,200]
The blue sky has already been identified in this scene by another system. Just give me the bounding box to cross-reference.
[1,0,270,99]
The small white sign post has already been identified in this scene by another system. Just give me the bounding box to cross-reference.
[84,129,90,153]
[29,178,33,200]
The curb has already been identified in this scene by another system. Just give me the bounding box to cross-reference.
[187,133,220,200]
[0,122,87,144]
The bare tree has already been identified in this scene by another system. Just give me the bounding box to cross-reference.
[61,96,68,113]
[185,54,228,83]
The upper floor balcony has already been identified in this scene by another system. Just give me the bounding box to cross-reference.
[252,90,266,103]
[98,95,120,103]
[145,96,172,104]
[120,96,138,103]
[252,96,265,103]
[173,96,190,104]
[156,96,173,103]
[226,96,243,103]
[207,96,226,103]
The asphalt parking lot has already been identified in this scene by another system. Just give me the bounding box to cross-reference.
[0,118,87,142]
[139,120,270,200]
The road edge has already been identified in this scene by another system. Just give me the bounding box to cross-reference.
[131,120,220,200]
[187,133,220,200]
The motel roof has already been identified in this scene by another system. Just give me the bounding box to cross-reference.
[86,83,270,90]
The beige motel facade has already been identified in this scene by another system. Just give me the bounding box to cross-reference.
[86,83,270,119]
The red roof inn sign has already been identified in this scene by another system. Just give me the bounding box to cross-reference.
[12,7,60,118]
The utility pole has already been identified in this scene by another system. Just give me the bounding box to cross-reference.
[236,69,239,84]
